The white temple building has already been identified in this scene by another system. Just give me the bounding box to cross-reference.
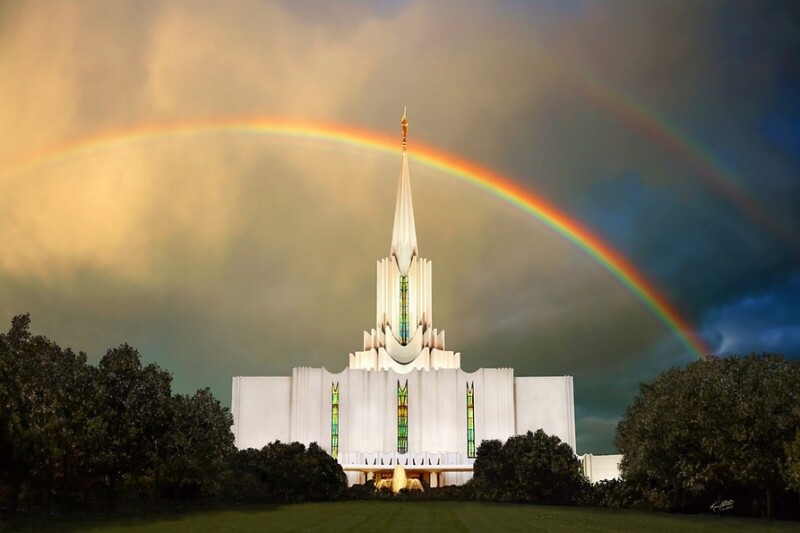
[231,112,577,486]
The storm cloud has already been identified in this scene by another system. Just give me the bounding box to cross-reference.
[1,0,798,453]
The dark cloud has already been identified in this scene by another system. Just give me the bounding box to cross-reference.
[0,0,797,455]
[701,276,800,357]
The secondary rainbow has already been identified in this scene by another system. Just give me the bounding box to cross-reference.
[578,77,795,249]
[1,118,711,358]
[528,45,794,250]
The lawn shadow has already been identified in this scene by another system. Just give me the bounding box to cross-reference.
[1,502,285,532]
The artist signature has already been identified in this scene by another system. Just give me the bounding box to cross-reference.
[710,499,734,512]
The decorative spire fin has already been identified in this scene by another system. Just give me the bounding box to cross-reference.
[401,107,408,151]
[391,109,418,274]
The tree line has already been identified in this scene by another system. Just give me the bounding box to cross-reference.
[2,313,799,520]
[0,314,345,512]
[0,314,589,512]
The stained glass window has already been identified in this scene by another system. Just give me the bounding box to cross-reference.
[331,382,339,459]
[399,276,409,345]
[397,380,408,453]
[467,382,475,458]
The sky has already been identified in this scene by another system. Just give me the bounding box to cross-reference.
[1,0,798,454]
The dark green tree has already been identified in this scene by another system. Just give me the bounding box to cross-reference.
[471,429,587,504]
[471,439,507,500]
[228,441,346,503]
[301,442,349,501]
[0,314,96,510]
[94,344,173,504]
[615,354,800,518]
[786,430,800,493]
[161,388,235,499]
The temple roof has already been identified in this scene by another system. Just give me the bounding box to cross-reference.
[390,150,418,275]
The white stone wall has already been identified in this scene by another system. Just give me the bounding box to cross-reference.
[233,368,573,486]
[514,376,576,450]
[283,368,515,460]
[231,376,291,449]
[581,453,622,483]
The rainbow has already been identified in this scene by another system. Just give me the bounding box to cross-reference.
[581,79,793,246]
[529,47,796,251]
[0,118,710,358]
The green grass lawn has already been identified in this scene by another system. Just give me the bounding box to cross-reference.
[2,501,798,533]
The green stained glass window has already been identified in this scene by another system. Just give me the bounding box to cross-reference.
[331,382,339,459]
[397,380,408,453]
[467,382,475,458]
[399,276,409,345]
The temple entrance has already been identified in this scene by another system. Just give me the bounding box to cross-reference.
[374,469,430,486]
[349,465,468,489]
[373,465,425,492]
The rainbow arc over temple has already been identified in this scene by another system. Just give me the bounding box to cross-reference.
[0,118,710,359]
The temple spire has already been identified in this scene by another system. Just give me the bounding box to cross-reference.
[401,107,408,151]
[390,109,418,274]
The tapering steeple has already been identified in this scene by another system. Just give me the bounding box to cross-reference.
[390,108,418,275]
[348,110,460,373]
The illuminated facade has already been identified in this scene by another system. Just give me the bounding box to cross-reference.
[231,113,576,486]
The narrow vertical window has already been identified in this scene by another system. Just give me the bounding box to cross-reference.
[399,276,409,344]
[467,382,475,458]
[331,382,339,459]
[397,380,408,453]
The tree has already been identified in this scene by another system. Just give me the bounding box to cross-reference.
[471,439,507,500]
[786,430,800,493]
[0,314,242,510]
[228,441,347,503]
[615,354,800,518]
[301,442,349,501]
[0,314,96,510]
[471,430,587,504]
[94,344,173,504]
[161,388,235,499]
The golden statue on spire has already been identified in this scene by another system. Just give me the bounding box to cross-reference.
[401,107,408,151]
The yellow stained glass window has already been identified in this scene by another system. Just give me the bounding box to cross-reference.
[467,382,475,458]
[331,382,339,459]
[399,276,409,345]
[398,380,408,453]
